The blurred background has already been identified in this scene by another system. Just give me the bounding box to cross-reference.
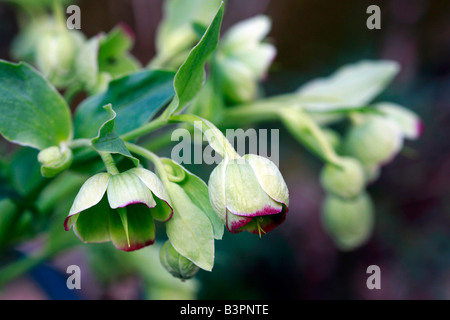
[0,0,449,299]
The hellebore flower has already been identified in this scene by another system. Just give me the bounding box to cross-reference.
[160,240,200,280]
[214,15,276,104]
[65,168,173,252]
[208,154,289,235]
[36,28,85,88]
[321,192,374,251]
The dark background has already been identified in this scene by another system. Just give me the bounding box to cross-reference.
[0,0,449,299]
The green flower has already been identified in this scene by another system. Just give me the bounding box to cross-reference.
[208,154,289,235]
[65,168,173,252]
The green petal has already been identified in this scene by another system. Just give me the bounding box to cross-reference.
[73,197,112,243]
[129,168,172,206]
[108,204,155,252]
[225,159,282,216]
[208,160,227,224]
[244,154,289,206]
[65,173,110,230]
[107,171,156,209]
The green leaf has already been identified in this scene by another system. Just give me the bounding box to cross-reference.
[74,69,175,139]
[163,2,225,117]
[296,60,400,112]
[165,182,215,271]
[91,104,139,166]
[155,0,222,61]
[0,61,72,149]
[162,158,224,240]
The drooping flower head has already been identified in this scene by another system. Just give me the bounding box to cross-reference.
[65,168,173,252]
[208,154,289,235]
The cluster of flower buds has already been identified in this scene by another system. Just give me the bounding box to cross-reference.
[319,103,422,250]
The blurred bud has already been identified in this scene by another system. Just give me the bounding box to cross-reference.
[321,192,374,251]
[320,157,366,199]
[38,145,73,178]
[345,115,403,166]
[36,29,84,87]
[215,15,276,104]
[362,163,381,184]
[160,240,200,280]
[208,154,289,235]
[375,102,423,140]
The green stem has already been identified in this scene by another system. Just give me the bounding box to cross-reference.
[124,142,170,185]
[99,152,119,175]
[120,115,168,142]
[52,0,66,30]
[69,139,91,149]
[169,114,239,159]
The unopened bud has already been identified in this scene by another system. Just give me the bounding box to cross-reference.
[38,145,73,178]
[160,240,199,280]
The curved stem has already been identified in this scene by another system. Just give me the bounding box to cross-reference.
[68,138,91,149]
[120,115,168,142]
[169,114,239,159]
[124,142,170,185]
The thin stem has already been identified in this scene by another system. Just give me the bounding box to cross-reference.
[120,115,168,142]
[68,138,91,149]
[52,0,66,30]
[99,152,119,175]
[125,142,170,185]
[169,114,240,159]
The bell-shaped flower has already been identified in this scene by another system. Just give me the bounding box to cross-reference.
[208,154,289,235]
[64,168,173,252]
[215,15,276,104]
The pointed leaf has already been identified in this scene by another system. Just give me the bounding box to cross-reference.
[164,2,224,117]
[74,69,175,138]
[91,104,139,166]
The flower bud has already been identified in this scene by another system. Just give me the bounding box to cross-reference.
[321,192,374,251]
[375,102,423,140]
[214,15,276,104]
[345,115,403,166]
[160,240,199,280]
[36,29,84,87]
[320,157,366,199]
[208,154,289,235]
[38,145,73,178]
